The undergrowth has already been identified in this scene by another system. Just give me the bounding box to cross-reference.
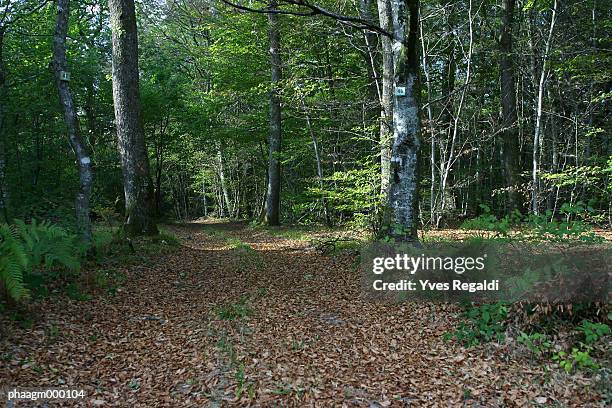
[444,302,509,347]
[445,301,610,374]
[518,319,610,373]
[216,297,253,321]
[0,219,180,309]
[0,220,80,301]
[461,202,604,243]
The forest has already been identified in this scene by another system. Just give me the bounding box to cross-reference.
[0,0,610,406]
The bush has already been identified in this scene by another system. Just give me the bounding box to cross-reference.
[445,302,508,347]
[553,347,599,372]
[516,320,609,373]
[461,203,604,243]
[517,331,552,356]
[577,320,610,345]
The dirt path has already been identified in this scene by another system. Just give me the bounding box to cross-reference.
[0,221,604,407]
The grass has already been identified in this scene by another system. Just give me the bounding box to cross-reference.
[213,331,255,400]
[224,237,265,270]
[250,223,332,242]
[92,268,127,295]
[226,237,253,251]
[93,225,181,267]
[216,334,237,364]
[291,339,305,351]
[46,325,60,343]
[216,297,253,321]
[265,228,312,241]
[202,227,228,239]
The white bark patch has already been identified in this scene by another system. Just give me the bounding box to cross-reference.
[392,41,403,54]
[80,157,91,165]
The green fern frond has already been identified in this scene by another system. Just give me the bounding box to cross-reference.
[0,255,30,300]
[0,225,30,301]
[1,219,81,302]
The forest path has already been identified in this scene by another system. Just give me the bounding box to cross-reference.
[0,221,601,407]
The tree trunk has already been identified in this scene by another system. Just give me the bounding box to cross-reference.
[109,0,157,235]
[52,0,93,245]
[377,0,394,195]
[385,0,421,242]
[202,179,208,217]
[0,26,9,223]
[153,121,165,216]
[419,18,436,226]
[265,0,282,226]
[531,0,557,214]
[302,98,331,226]
[217,144,231,218]
[499,0,520,212]
[437,2,473,228]
[358,0,382,102]
[433,13,456,226]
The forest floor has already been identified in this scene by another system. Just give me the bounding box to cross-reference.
[1,220,608,407]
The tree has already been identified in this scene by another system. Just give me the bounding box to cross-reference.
[0,0,50,222]
[5,0,610,236]
[530,0,557,215]
[52,0,93,245]
[109,0,157,235]
[376,0,394,196]
[265,0,283,226]
[382,0,420,242]
[223,0,422,241]
[0,22,8,223]
[499,0,520,212]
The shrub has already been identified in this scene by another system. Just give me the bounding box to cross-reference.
[517,331,552,356]
[577,320,610,345]
[461,202,604,243]
[445,302,508,347]
[516,320,609,372]
[460,205,516,238]
[553,347,599,372]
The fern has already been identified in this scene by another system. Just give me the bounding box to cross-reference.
[0,223,30,300]
[0,219,81,302]
[14,219,80,271]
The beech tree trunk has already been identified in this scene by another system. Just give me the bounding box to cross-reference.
[52,0,93,245]
[265,0,282,226]
[109,0,157,235]
[499,0,520,212]
[385,0,421,242]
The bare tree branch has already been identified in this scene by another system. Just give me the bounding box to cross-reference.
[219,0,400,42]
